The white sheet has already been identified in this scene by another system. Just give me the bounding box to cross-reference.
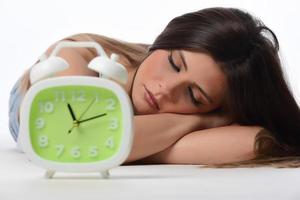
[1,142,300,200]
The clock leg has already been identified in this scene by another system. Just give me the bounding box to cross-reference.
[44,170,55,179]
[100,170,110,179]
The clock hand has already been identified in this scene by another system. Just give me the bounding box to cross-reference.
[68,121,79,134]
[67,103,79,134]
[67,103,77,121]
[78,113,107,124]
[67,98,96,134]
[78,98,96,121]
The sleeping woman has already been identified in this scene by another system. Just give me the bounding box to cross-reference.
[9,7,300,167]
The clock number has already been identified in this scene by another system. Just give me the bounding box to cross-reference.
[55,144,65,157]
[39,101,54,113]
[70,147,81,158]
[88,146,99,158]
[35,118,45,129]
[71,90,86,102]
[105,98,116,111]
[38,135,49,148]
[77,90,86,102]
[108,118,119,130]
[54,91,66,102]
[95,93,101,103]
[105,137,114,149]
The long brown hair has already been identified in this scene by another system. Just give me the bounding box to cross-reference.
[149,7,300,168]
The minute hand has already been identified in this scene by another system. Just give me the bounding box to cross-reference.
[78,113,107,124]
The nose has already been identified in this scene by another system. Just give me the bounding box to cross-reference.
[156,76,187,102]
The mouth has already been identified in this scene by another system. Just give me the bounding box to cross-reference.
[143,85,160,110]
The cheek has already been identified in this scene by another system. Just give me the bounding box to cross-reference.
[139,51,169,81]
[130,65,158,114]
[140,61,165,79]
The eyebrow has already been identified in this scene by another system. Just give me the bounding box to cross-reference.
[178,50,214,104]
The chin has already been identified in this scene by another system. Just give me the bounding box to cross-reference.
[133,104,154,115]
[131,95,145,115]
[132,99,156,115]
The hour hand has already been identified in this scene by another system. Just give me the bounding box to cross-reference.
[67,103,77,121]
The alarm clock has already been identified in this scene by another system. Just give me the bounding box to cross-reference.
[18,41,134,179]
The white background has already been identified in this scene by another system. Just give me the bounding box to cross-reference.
[0,0,299,148]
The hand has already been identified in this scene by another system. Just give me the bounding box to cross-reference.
[77,113,107,124]
[77,98,96,121]
[67,98,96,134]
[200,110,233,129]
[170,110,233,134]
[67,103,77,122]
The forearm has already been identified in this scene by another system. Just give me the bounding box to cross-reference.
[124,113,202,163]
[138,125,262,165]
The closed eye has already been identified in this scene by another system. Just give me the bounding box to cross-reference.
[188,87,203,107]
[168,51,203,107]
[168,52,180,72]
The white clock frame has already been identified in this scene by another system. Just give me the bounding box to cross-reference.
[18,41,134,179]
[19,76,134,178]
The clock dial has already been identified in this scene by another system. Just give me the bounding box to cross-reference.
[29,86,123,163]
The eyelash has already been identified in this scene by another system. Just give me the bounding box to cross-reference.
[168,52,202,107]
[168,53,180,72]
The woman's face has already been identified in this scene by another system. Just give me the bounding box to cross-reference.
[131,49,227,115]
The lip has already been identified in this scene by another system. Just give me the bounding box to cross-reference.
[143,85,160,110]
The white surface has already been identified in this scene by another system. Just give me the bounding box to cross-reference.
[1,148,300,200]
[1,0,300,199]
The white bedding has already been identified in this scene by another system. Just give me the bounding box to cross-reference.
[1,139,300,200]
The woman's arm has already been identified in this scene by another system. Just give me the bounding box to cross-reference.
[137,125,263,165]
[124,112,233,164]
[124,113,207,163]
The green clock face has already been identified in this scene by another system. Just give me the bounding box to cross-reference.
[29,86,123,163]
